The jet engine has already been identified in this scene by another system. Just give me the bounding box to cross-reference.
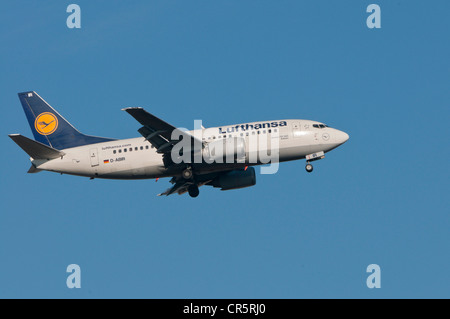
[209,167,256,190]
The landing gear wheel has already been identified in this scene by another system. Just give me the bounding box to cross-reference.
[182,168,193,179]
[188,185,199,198]
[305,163,313,173]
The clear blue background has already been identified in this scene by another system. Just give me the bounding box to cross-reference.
[1,0,449,298]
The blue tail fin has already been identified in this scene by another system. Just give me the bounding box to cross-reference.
[18,91,115,149]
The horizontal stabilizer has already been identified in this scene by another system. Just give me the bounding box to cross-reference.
[27,164,42,173]
[9,134,65,159]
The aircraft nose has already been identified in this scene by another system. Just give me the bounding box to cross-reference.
[336,130,349,145]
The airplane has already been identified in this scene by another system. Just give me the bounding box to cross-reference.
[9,91,349,197]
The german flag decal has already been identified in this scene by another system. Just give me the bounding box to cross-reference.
[103,159,109,164]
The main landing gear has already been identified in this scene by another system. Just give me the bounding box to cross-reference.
[188,184,199,198]
[182,167,193,179]
[182,166,199,198]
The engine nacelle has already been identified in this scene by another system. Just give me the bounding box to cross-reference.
[203,137,246,163]
[210,167,256,190]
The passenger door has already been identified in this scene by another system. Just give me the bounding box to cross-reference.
[292,121,302,138]
[89,148,99,167]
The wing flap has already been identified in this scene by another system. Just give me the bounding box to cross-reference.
[123,107,176,141]
[137,126,169,149]
[157,177,212,196]
[123,107,203,158]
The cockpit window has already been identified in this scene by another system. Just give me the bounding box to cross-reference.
[313,124,328,129]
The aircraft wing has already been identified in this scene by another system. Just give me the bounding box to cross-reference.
[157,176,212,196]
[122,107,203,156]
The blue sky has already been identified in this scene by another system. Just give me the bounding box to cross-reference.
[1,1,449,298]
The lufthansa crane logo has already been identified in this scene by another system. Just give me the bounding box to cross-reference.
[35,112,58,135]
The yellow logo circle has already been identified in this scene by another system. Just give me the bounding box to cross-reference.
[35,112,58,135]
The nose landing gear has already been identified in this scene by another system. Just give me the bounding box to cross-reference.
[305,151,325,173]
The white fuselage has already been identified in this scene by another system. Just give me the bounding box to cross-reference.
[32,119,349,179]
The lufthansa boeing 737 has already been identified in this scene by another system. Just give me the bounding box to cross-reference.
[9,91,349,197]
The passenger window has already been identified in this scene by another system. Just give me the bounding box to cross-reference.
[113,150,116,154]
[135,147,138,151]
[240,133,243,137]
[145,145,149,149]
[119,149,122,153]
[268,129,271,133]
[129,148,132,152]
[124,148,127,152]
[140,146,143,150]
